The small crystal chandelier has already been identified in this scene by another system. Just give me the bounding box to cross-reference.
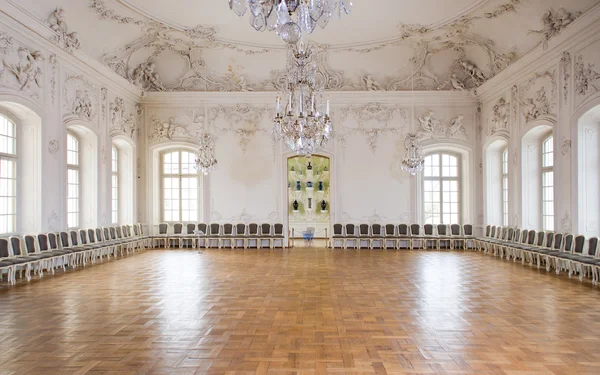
[273,42,332,156]
[227,0,352,44]
[401,133,424,176]
[194,132,218,175]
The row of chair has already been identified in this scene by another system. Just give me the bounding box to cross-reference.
[0,224,148,284]
[476,225,600,284]
[153,223,286,249]
[330,223,475,250]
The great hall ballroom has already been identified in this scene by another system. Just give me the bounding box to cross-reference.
[1,0,600,374]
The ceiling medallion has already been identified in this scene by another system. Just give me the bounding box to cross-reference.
[227,0,352,44]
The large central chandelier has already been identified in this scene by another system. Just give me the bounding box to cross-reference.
[401,134,424,176]
[273,42,332,156]
[227,0,352,44]
[194,132,218,175]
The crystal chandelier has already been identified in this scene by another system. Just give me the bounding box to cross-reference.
[194,132,218,175]
[273,42,332,156]
[401,134,424,176]
[227,0,352,44]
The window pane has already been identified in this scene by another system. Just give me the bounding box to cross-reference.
[0,115,16,156]
[67,134,79,166]
[0,158,16,233]
[67,167,79,228]
[424,153,461,225]
[162,150,200,222]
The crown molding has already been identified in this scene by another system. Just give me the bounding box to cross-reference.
[476,2,600,103]
[0,0,142,102]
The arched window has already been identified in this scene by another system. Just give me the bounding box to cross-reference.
[502,149,509,226]
[161,150,199,222]
[423,153,460,224]
[111,146,119,224]
[542,135,554,231]
[67,133,80,228]
[0,114,17,234]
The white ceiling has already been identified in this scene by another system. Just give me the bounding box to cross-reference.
[12,0,600,92]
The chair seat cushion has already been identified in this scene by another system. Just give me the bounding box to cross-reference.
[1,258,29,265]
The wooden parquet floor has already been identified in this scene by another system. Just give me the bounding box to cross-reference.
[1,249,600,375]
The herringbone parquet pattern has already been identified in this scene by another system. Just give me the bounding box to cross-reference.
[1,249,600,374]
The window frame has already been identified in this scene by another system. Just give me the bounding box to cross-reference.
[160,149,201,223]
[0,113,17,235]
[422,152,462,225]
[541,134,554,231]
[502,148,509,227]
[111,146,119,224]
[66,132,81,229]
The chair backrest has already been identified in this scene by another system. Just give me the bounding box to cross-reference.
[115,226,123,239]
[495,227,503,239]
[223,223,234,235]
[96,228,104,242]
[333,224,343,236]
[274,223,284,235]
[158,223,168,234]
[235,224,246,236]
[88,229,96,243]
[198,223,208,235]
[513,229,522,243]
[506,228,514,241]
[490,226,497,238]
[410,224,420,235]
[536,231,545,247]
[122,225,131,237]
[60,232,70,248]
[37,234,49,251]
[260,223,271,236]
[79,229,89,245]
[545,232,554,248]
[345,224,356,236]
[133,225,140,236]
[437,224,447,236]
[385,224,395,236]
[0,238,10,258]
[424,224,434,235]
[520,229,529,244]
[48,233,59,250]
[109,227,117,240]
[451,224,461,236]
[10,236,23,256]
[463,224,473,236]
[24,235,37,254]
[210,223,221,236]
[248,223,259,235]
[398,224,409,236]
[359,224,369,236]
[588,237,598,257]
[564,234,574,252]
[103,228,111,242]
[574,235,585,254]
[527,230,536,245]
[485,225,491,237]
[553,233,563,250]
[186,223,196,234]
[70,230,80,246]
[138,224,145,235]
[371,224,382,236]
[173,223,183,234]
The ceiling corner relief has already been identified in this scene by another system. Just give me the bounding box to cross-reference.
[0,32,44,100]
[528,8,582,47]
[516,70,557,124]
[336,103,408,152]
[63,74,99,123]
[47,8,81,53]
[109,97,137,140]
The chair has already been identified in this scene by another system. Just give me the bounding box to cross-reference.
[258,223,273,249]
[449,224,461,249]
[358,224,370,249]
[155,223,169,248]
[344,224,357,249]
[410,224,422,249]
[398,224,410,249]
[384,224,396,249]
[370,224,384,249]
[331,224,344,249]
[222,224,235,249]
[437,224,450,250]
[8,237,37,282]
[497,228,514,258]
[183,224,197,248]
[0,238,30,284]
[197,223,208,248]
[563,237,598,282]
[273,224,285,248]
[423,224,437,250]
[234,224,247,249]
[475,225,491,251]
[463,224,474,249]
[206,224,221,248]
[170,223,184,248]
[247,223,259,249]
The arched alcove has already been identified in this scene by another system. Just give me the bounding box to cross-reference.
[577,103,600,238]
[483,137,508,226]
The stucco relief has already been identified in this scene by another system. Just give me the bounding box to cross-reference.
[49,54,58,104]
[416,111,467,140]
[562,211,572,233]
[340,209,411,225]
[517,71,557,123]
[63,75,98,122]
[561,137,572,157]
[48,210,60,231]
[209,104,270,153]
[47,8,81,53]
[0,34,44,99]
[110,97,136,139]
[48,139,59,155]
[148,115,191,143]
[529,8,581,45]
[560,52,571,104]
[574,55,600,97]
[488,98,510,136]
[210,199,280,223]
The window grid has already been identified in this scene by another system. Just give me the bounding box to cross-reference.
[112,147,118,224]
[502,149,509,227]
[0,115,16,234]
[542,135,554,231]
[162,151,199,222]
[67,133,80,229]
[423,153,460,225]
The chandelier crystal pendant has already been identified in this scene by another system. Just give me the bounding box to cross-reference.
[227,0,352,44]
[401,133,424,176]
[273,42,332,156]
[194,132,218,175]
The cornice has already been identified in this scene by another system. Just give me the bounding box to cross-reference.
[476,2,600,103]
[0,0,142,102]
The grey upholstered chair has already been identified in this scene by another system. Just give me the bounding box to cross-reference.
[234,223,247,249]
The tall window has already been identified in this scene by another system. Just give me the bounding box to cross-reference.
[423,153,460,224]
[162,150,199,222]
[67,133,80,228]
[111,146,119,224]
[0,115,17,234]
[502,149,509,226]
[542,135,554,231]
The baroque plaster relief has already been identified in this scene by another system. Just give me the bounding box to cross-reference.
[561,52,571,104]
[488,98,510,136]
[110,97,137,139]
[0,33,44,99]
[47,8,81,53]
[529,8,581,46]
[517,70,557,123]
[574,55,600,97]
[63,75,98,122]
[148,115,191,143]
[417,111,468,140]
[208,104,271,153]
[340,210,412,225]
